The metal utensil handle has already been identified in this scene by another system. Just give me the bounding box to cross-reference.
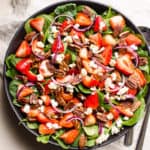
[135,105,150,150]
[135,26,150,150]
[124,127,133,146]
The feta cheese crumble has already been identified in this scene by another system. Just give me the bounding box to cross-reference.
[107,113,114,120]
[51,99,58,107]
[84,107,93,115]
[63,36,73,43]
[90,44,99,54]
[66,84,74,93]
[56,54,65,64]
[22,104,30,113]
[96,130,109,144]
[111,125,120,135]
[89,61,97,69]
[81,68,87,76]
[48,82,57,90]
[37,74,44,81]
[117,86,129,95]
[36,41,44,48]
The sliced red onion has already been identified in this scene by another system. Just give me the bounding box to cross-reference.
[67,117,84,126]
[73,15,95,32]
[127,48,139,67]
[52,103,81,114]
[51,77,67,86]
[72,37,85,47]
[16,85,26,99]
[30,33,40,46]
[92,57,114,72]
[98,122,103,134]
[124,94,136,100]
[25,82,35,87]
[51,15,74,26]
[32,49,46,60]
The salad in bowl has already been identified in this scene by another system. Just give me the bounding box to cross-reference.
[5,2,150,149]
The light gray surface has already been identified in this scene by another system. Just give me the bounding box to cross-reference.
[0,0,150,150]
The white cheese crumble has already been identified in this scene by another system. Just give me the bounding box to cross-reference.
[81,68,87,76]
[22,104,30,113]
[51,26,58,33]
[109,59,116,66]
[63,36,73,43]
[111,125,120,135]
[116,118,122,128]
[130,44,138,50]
[89,61,98,69]
[99,21,106,31]
[37,74,44,81]
[37,41,44,48]
[66,84,74,93]
[84,107,93,115]
[38,99,43,105]
[111,72,117,81]
[69,63,76,68]
[90,44,99,54]
[73,35,79,40]
[38,105,45,113]
[56,54,65,64]
[48,36,54,44]
[48,82,58,90]
[84,38,89,44]
[117,86,129,95]
[51,99,58,107]
[105,78,115,89]
[96,131,109,144]
[107,113,114,120]
[46,122,61,129]
[123,116,129,120]
[74,23,80,28]
[114,52,119,58]
[90,87,97,91]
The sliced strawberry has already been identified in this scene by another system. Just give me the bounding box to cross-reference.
[60,129,79,144]
[41,95,51,106]
[100,45,112,65]
[115,106,133,117]
[89,33,102,47]
[59,113,74,128]
[93,16,107,32]
[37,113,50,123]
[84,93,99,109]
[60,20,74,33]
[132,69,146,87]
[102,35,117,46]
[30,17,45,32]
[16,40,31,57]
[127,88,137,96]
[44,106,56,118]
[75,12,92,26]
[110,108,120,120]
[39,124,55,135]
[70,29,84,38]
[82,76,99,88]
[27,109,39,118]
[115,54,135,75]
[84,114,96,126]
[110,15,125,30]
[125,34,142,46]
[98,80,105,89]
[18,87,33,99]
[26,71,37,82]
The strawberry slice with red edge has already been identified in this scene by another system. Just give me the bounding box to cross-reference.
[16,40,31,57]
[93,16,107,32]
[84,92,99,109]
[115,54,135,75]
[125,34,142,46]
[30,17,45,32]
[100,45,112,65]
[110,15,125,30]
[89,33,103,47]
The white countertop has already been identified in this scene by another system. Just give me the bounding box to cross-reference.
[0,0,150,150]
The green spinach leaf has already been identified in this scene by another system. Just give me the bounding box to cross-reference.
[6,69,18,79]
[27,122,39,129]
[77,84,92,94]
[36,135,50,144]
[9,80,21,98]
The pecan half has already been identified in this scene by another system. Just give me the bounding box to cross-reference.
[79,133,87,149]
[96,112,108,122]
[24,31,37,42]
[138,57,148,66]
[73,106,85,119]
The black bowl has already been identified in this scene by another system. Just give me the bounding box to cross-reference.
[3,0,150,149]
